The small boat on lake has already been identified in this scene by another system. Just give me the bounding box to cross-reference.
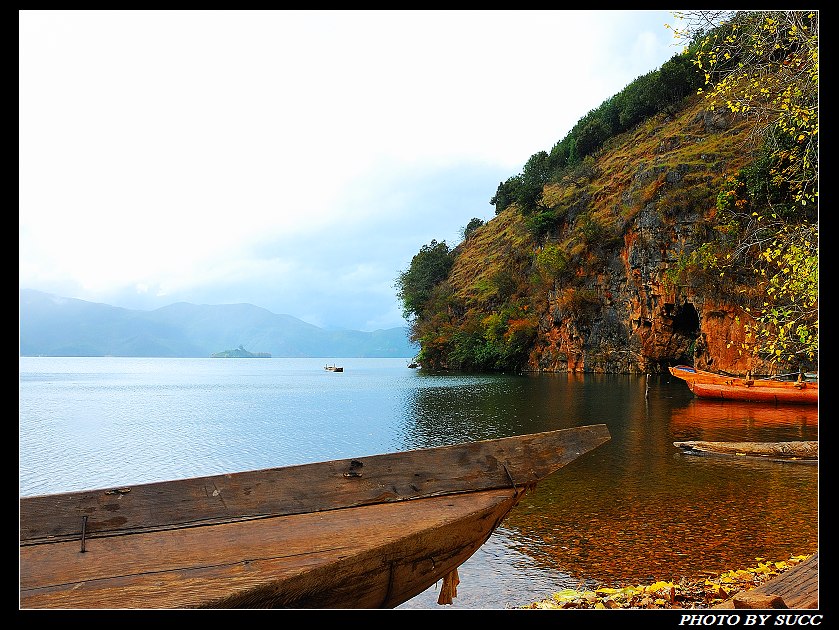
[20,425,610,609]
[324,364,343,372]
[668,365,817,405]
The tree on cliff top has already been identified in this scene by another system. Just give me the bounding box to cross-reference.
[395,240,454,320]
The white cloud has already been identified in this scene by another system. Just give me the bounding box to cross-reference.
[20,10,684,330]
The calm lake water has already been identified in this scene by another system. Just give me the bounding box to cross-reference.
[18,357,819,609]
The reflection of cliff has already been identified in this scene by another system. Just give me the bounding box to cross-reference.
[413,373,819,589]
[400,374,545,450]
[668,399,818,443]
[400,372,633,451]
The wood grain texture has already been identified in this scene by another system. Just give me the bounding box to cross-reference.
[21,425,610,543]
[20,425,611,609]
[674,440,818,460]
[21,489,520,608]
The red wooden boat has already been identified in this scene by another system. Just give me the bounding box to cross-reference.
[668,365,817,405]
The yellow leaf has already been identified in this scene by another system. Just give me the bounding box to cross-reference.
[552,589,581,601]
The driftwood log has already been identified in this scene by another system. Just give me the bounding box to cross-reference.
[674,441,817,461]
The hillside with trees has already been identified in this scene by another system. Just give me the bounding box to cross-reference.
[396,10,818,376]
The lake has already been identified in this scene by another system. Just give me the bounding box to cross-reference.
[18,356,819,609]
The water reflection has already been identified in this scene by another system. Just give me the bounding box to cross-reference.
[19,358,818,608]
[402,371,818,594]
[669,399,818,442]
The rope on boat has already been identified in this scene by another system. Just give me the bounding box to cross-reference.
[437,567,460,605]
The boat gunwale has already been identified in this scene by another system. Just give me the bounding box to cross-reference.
[20,425,611,545]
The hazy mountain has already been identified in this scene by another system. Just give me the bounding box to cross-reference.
[19,289,417,358]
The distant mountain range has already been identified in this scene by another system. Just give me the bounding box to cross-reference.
[19,289,417,358]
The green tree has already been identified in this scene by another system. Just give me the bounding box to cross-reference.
[395,240,455,320]
[573,114,610,160]
[461,217,484,240]
[516,151,551,214]
[617,70,660,129]
[657,53,704,115]
[490,176,521,214]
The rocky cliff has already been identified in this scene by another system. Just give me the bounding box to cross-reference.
[437,94,807,376]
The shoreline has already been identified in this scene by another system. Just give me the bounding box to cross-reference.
[523,552,817,610]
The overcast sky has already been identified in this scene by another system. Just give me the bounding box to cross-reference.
[20,10,685,331]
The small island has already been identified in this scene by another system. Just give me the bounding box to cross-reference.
[211,345,271,358]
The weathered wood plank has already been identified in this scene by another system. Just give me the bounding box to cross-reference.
[20,426,612,609]
[21,425,610,543]
[20,488,520,609]
[674,441,818,461]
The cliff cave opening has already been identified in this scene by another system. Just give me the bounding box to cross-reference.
[665,301,701,367]
[671,302,699,337]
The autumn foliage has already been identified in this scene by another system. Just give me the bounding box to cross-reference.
[525,553,815,610]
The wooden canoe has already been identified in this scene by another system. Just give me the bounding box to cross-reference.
[20,425,611,609]
[669,365,818,405]
[674,440,818,464]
